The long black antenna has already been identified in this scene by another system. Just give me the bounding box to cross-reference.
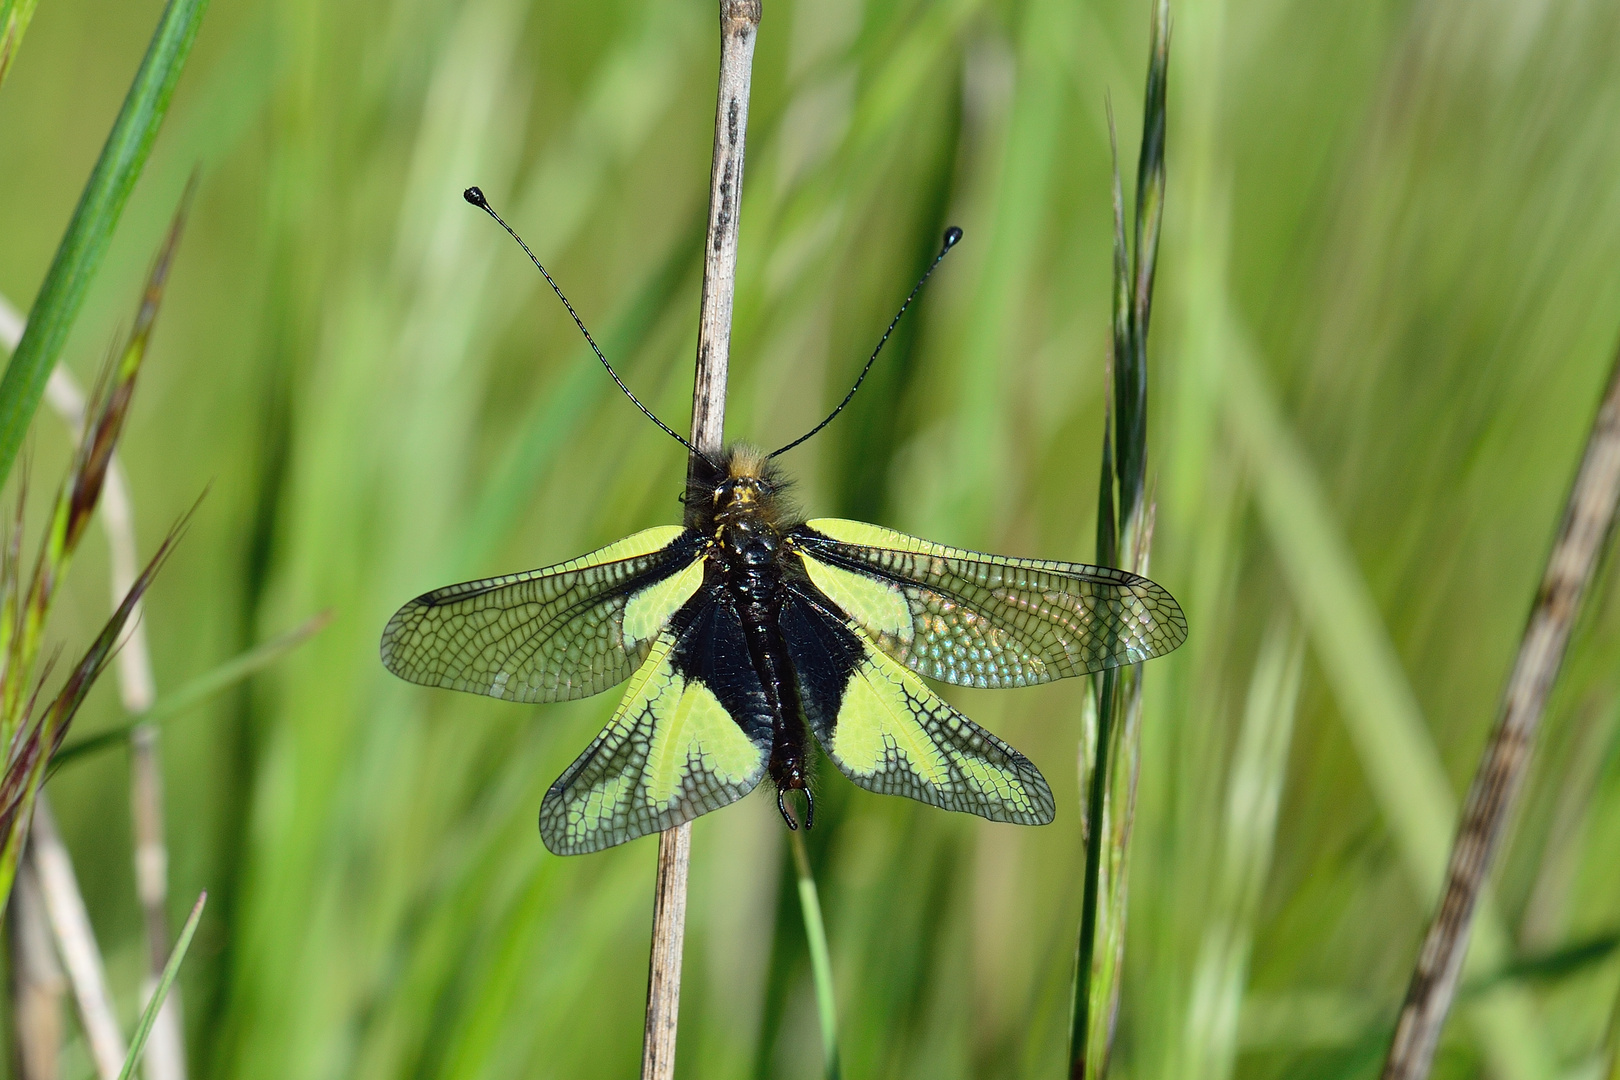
[463,187,715,468]
[769,226,963,459]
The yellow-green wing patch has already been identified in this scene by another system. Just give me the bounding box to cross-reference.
[799,550,912,642]
[381,527,704,703]
[539,610,772,855]
[622,557,705,648]
[779,593,1053,825]
[805,518,916,551]
[793,519,1186,688]
[830,641,1051,822]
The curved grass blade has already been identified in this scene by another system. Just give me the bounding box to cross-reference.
[49,610,331,771]
[116,890,205,1080]
[0,502,194,910]
[789,831,842,1080]
[0,0,209,491]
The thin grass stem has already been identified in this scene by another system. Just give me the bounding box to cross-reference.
[1069,5,1169,1077]
[10,855,67,1079]
[641,3,761,1079]
[1071,665,1116,1079]
[115,892,204,1080]
[44,324,189,1080]
[1381,342,1620,1079]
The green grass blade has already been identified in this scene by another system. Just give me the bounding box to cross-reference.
[0,0,209,491]
[50,610,331,770]
[790,831,841,1080]
[1115,0,1167,537]
[1128,0,1169,357]
[117,890,206,1080]
[1606,982,1620,1080]
[0,0,40,88]
[1460,933,1620,997]
[1181,623,1304,1080]
[1071,666,1116,1080]
[1213,299,1556,1080]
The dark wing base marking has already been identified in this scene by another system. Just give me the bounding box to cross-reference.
[780,591,1054,825]
[539,595,774,854]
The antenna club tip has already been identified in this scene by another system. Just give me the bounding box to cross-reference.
[942,226,963,250]
[463,186,488,208]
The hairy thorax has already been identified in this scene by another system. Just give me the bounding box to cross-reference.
[708,447,790,610]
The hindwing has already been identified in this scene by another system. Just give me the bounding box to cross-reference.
[779,589,1054,825]
[790,518,1186,688]
[380,527,707,703]
[539,592,774,855]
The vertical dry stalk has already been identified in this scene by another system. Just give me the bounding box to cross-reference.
[684,0,759,472]
[130,727,185,1080]
[1381,346,1620,1080]
[12,856,66,1080]
[30,797,127,1079]
[0,296,69,1080]
[641,3,760,1079]
[2,300,135,1080]
[43,350,186,1080]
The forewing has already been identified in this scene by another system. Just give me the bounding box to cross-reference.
[381,527,707,703]
[791,518,1186,688]
[539,595,775,855]
[779,593,1054,825]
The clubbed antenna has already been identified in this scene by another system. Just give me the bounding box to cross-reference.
[769,227,963,459]
[463,187,716,468]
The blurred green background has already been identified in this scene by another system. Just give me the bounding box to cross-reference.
[3,0,1620,1077]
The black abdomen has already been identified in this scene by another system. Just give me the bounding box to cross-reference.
[718,518,812,822]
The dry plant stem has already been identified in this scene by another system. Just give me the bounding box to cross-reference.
[131,727,185,1080]
[1382,347,1620,1080]
[4,300,147,1080]
[12,856,66,1080]
[31,797,127,1079]
[684,0,760,479]
[43,350,185,1080]
[642,829,691,1080]
[641,4,759,1080]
